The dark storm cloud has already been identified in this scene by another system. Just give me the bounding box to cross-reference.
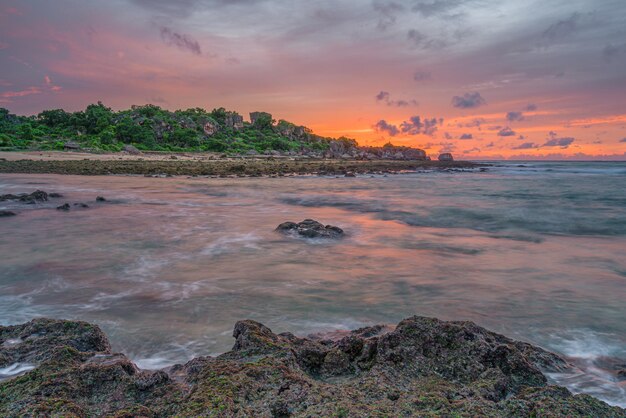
[413,70,431,81]
[400,115,442,135]
[513,142,538,150]
[526,103,537,111]
[497,127,515,137]
[160,27,202,55]
[451,92,486,109]
[374,119,400,136]
[459,133,473,139]
[506,111,524,122]
[373,1,404,31]
[620,138,626,143]
[543,137,575,147]
[375,91,418,107]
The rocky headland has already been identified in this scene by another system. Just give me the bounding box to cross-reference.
[1,316,623,417]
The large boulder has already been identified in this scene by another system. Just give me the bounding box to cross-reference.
[123,144,140,155]
[250,111,273,127]
[224,113,244,130]
[276,219,344,239]
[203,120,219,136]
[439,152,454,161]
[63,141,80,150]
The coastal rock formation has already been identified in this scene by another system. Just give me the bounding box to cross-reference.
[277,219,344,238]
[439,152,454,161]
[250,111,273,126]
[0,210,16,217]
[203,120,219,136]
[0,190,48,203]
[1,316,623,417]
[224,113,244,130]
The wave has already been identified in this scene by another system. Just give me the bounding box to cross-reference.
[545,330,626,408]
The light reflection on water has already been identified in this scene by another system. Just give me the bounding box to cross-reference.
[0,161,625,406]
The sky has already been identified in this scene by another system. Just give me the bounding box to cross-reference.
[1,0,625,160]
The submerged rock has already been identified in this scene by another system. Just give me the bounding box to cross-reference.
[0,210,16,217]
[0,316,622,417]
[277,219,344,238]
[96,196,106,202]
[56,203,70,211]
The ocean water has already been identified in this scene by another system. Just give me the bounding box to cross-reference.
[0,161,625,407]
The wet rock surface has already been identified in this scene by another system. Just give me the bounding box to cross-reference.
[1,316,623,417]
[0,210,16,217]
[0,158,485,177]
[277,219,344,239]
[0,190,49,203]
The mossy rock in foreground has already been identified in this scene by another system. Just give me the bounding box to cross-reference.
[1,316,624,417]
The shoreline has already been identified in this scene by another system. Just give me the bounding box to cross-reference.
[0,151,486,176]
[1,315,624,416]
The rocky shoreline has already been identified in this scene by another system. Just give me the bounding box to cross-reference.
[1,316,624,417]
[0,158,484,177]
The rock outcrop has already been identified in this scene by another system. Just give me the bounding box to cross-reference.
[0,190,49,203]
[276,219,344,239]
[0,210,16,217]
[1,316,623,417]
[439,152,454,161]
[250,111,273,126]
[203,120,219,136]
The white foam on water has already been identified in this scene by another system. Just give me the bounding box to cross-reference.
[546,330,626,408]
[133,356,175,370]
[201,233,261,256]
[0,363,36,381]
[122,255,172,283]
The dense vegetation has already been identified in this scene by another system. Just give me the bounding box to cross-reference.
[0,103,357,154]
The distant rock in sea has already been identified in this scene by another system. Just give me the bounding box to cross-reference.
[0,316,622,417]
[276,219,344,238]
[438,152,454,161]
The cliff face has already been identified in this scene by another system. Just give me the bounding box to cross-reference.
[1,316,623,417]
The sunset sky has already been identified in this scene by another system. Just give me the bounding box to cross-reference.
[1,0,625,159]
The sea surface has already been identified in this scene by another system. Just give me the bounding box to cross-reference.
[1,161,625,407]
